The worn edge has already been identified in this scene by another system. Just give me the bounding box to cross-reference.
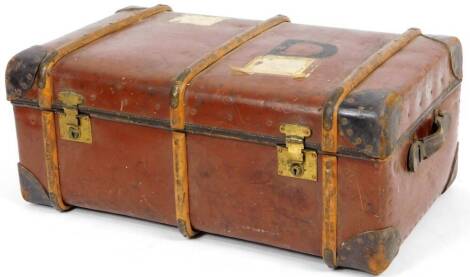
[321,28,422,152]
[9,80,461,162]
[169,14,290,238]
[422,34,463,81]
[337,227,402,275]
[18,163,53,207]
[338,89,402,159]
[321,28,422,269]
[115,6,147,13]
[442,143,459,194]
[37,4,172,104]
[5,45,48,101]
[34,4,172,211]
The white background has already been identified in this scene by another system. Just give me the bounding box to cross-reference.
[0,0,468,276]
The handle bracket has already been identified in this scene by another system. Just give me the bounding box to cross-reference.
[408,110,450,172]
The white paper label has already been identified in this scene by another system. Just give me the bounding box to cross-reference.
[169,14,226,26]
[232,55,317,78]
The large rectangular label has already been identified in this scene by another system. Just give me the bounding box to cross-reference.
[232,55,317,79]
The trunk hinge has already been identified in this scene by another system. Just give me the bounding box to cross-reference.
[58,91,92,144]
[277,123,317,181]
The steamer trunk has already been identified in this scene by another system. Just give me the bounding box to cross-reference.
[6,5,462,275]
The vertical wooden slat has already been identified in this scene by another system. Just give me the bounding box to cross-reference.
[37,5,172,211]
[320,28,422,267]
[170,15,290,237]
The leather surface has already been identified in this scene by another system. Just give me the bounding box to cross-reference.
[187,134,323,254]
[9,10,461,261]
[58,117,177,225]
[10,11,459,158]
[51,12,258,121]
[12,88,460,255]
[13,107,47,192]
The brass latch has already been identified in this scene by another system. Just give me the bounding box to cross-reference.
[277,124,317,181]
[58,91,92,143]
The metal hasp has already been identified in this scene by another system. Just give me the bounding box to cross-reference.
[277,124,317,180]
[58,91,92,143]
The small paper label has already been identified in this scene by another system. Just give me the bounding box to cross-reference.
[232,55,317,78]
[169,14,226,26]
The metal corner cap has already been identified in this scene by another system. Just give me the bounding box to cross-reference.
[18,163,52,207]
[337,227,402,275]
[5,45,48,100]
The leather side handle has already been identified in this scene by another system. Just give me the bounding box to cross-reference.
[408,110,451,172]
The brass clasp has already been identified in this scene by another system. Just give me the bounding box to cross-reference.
[277,124,317,181]
[58,91,92,143]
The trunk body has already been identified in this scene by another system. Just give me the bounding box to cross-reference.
[6,6,462,275]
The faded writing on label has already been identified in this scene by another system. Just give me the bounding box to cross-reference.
[232,55,317,79]
[169,14,226,26]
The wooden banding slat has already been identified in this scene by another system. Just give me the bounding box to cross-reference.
[321,28,422,153]
[320,28,422,268]
[170,15,290,237]
[38,4,172,109]
[169,15,290,128]
[37,4,172,211]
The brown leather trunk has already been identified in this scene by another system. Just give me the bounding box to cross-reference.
[5,5,462,275]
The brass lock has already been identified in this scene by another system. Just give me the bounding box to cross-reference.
[277,124,317,181]
[58,91,92,144]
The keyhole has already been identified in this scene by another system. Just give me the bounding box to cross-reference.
[290,163,304,177]
[69,127,80,139]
